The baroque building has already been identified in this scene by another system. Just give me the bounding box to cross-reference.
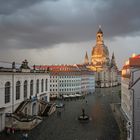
[0,60,52,132]
[84,27,119,87]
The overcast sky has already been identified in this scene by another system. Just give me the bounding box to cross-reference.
[0,0,140,69]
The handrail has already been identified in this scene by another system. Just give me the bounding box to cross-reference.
[7,114,42,122]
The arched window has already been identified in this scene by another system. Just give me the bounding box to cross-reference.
[41,79,44,92]
[5,82,11,103]
[45,79,48,91]
[24,80,28,99]
[30,80,33,96]
[16,81,20,100]
[36,79,39,94]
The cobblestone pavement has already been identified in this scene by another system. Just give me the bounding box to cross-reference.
[0,86,121,140]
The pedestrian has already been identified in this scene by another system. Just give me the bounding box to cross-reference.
[63,104,65,110]
[12,127,15,134]
[25,132,28,140]
[6,127,10,135]
[22,132,25,140]
[22,132,28,140]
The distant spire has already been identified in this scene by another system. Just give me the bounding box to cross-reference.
[96,25,104,45]
[97,25,103,34]
[112,52,115,59]
[84,51,89,65]
[111,52,117,68]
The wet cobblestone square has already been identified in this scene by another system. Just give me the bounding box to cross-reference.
[0,87,121,140]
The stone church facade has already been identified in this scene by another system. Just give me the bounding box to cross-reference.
[84,27,119,88]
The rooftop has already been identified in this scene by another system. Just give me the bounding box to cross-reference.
[122,54,140,69]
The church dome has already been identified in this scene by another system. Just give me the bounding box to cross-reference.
[92,44,109,57]
[91,27,110,67]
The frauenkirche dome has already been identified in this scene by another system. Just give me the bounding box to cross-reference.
[91,27,109,67]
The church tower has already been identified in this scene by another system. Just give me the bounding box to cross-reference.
[111,52,117,68]
[84,51,89,65]
[96,26,104,45]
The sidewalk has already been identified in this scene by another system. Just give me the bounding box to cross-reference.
[110,103,127,140]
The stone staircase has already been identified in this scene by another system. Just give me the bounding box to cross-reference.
[41,103,56,116]
[14,99,30,114]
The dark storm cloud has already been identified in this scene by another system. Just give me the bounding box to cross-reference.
[0,0,140,49]
[0,0,59,15]
[95,0,140,37]
[0,0,44,15]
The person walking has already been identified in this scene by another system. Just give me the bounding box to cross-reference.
[21,132,25,140]
[25,132,28,140]
[11,127,15,134]
[6,127,10,135]
[21,132,29,140]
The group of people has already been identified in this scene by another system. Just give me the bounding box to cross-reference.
[5,127,29,140]
[6,127,15,135]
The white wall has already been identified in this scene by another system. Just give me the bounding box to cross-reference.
[131,69,140,140]
[49,73,95,96]
[0,72,50,132]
